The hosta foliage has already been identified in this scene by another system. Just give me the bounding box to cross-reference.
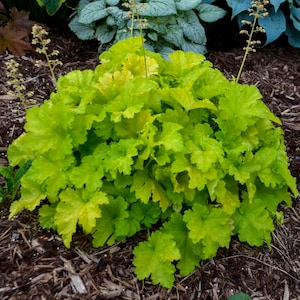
[68,0,227,55]
[227,0,300,47]
[8,37,297,288]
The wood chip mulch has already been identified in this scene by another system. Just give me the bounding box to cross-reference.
[0,28,300,299]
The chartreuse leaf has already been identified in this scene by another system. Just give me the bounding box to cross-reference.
[207,177,241,214]
[217,83,280,134]
[233,193,275,246]
[166,50,209,76]
[154,122,183,152]
[70,154,104,192]
[115,211,141,238]
[55,188,109,248]
[55,70,96,106]
[114,109,155,139]
[104,77,158,122]
[183,203,233,259]
[93,196,128,247]
[99,36,144,68]
[131,170,154,203]
[8,102,73,167]
[122,54,159,77]
[133,231,181,288]
[99,139,141,178]
[162,213,201,276]
[131,170,171,211]
[39,204,57,229]
[131,201,161,227]
[9,176,47,217]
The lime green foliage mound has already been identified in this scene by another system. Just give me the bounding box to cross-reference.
[8,37,298,288]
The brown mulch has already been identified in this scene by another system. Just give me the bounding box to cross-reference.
[0,27,300,300]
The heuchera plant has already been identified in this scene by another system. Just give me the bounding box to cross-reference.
[8,37,298,288]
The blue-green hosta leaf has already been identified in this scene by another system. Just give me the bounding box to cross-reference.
[226,0,251,19]
[68,15,95,40]
[270,0,285,12]
[177,10,206,44]
[95,24,116,44]
[197,3,227,23]
[106,6,127,27]
[164,24,184,47]
[290,6,300,31]
[147,32,158,42]
[78,0,108,24]
[175,0,202,11]
[138,0,177,17]
[181,39,207,54]
[258,7,286,45]
[284,22,300,47]
[106,0,119,5]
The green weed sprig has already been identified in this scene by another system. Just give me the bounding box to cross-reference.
[0,160,32,203]
[31,24,63,86]
[235,0,269,83]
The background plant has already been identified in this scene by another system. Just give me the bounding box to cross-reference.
[1,0,79,22]
[8,37,297,288]
[69,0,227,55]
[226,0,300,47]
[0,161,31,203]
[0,2,34,55]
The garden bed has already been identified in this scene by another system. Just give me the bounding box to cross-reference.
[0,27,300,299]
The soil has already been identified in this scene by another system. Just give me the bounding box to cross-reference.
[0,26,300,300]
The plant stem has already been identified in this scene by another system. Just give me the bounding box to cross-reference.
[235,14,258,83]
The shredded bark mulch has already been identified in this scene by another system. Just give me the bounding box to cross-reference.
[0,28,300,299]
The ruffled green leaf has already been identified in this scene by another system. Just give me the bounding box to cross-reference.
[55,188,109,248]
[133,231,181,288]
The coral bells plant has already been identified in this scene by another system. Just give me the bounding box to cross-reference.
[8,37,298,288]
